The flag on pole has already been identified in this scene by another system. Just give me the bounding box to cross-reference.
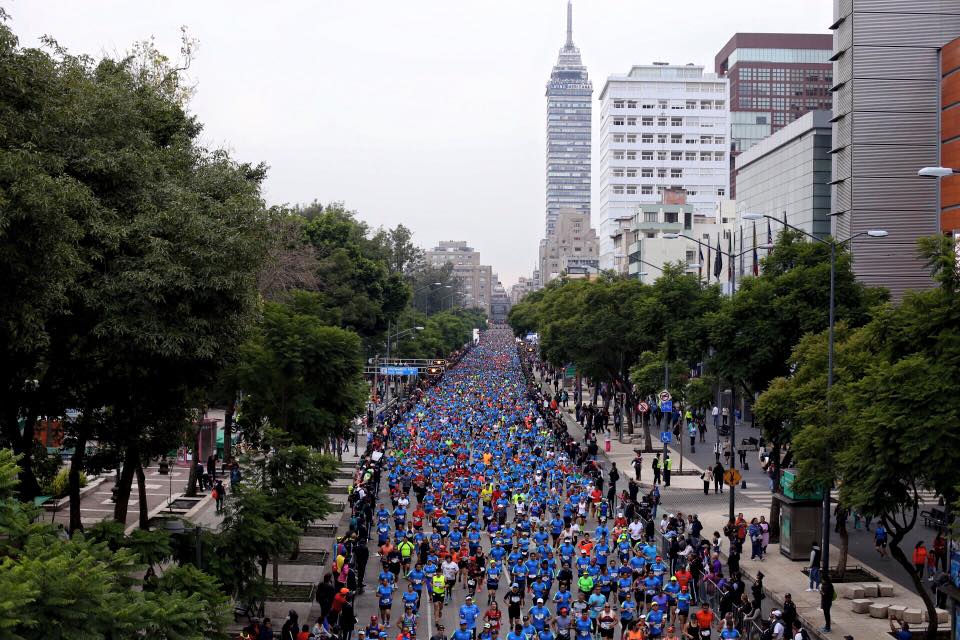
[707,239,712,282]
[739,226,744,278]
[767,218,773,246]
[698,244,704,281]
[752,221,759,276]
[713,233,722,280]
[727,231,733,284]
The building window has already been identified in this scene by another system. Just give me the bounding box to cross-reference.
[714,136,725,144]
[612,134,625,143]
[670,134,682,144]
[657,168,667,178]
[686,100,697,109]
[657,117,668,126]
[714,100,725,109]
[657,134,668,144]
[700,135,712,144]
[664,210,679,223]
[626,151,636,160]
[641,185,653,195]
[641,134,653,143]
[612,185,625,194]
[642,116,654,126]
[626,185,637,195]
[642,151,654,160]
[714,151,725,161]
[613,117,625,126]
[670,168,683,178]
[642,102,655,109]
[686,250,697,263]
[670,151,682,161]
[644,211,658,223]
[626,134,637,143]
[646,232,656,238]
[613,151,625,160]
[717,188,725,196]
[657,151,667,161]
[658,100,668,108]
[670,117,683,127]
[613,100,625,108]
[627,117,637,125]
[612,168,624,177]
[685,151,697,161]
[627,100,637,108]
[700,100,712,109]
[700,151,711,161]
[626,169,637,178]
[641,168,653,178]
[686,137,697,145]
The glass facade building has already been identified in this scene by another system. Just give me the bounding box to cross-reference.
[545,1,592,237]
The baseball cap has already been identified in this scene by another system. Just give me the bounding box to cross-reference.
[670,576,677,581]
[537,598,544,603]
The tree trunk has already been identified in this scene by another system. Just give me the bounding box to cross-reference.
[625,399,635,436]
[136,464,149,530]
[113,444,139,525]
[273,552,280,588]
[68,427,89,535]
[768,436,783,543]
[6,409,41,501]
[223,396,235,464]
[835,507,849,580]
[888,518,939,640]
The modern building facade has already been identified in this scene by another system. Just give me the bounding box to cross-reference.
[425,241,493,315]
[735,110,832,239]
[545,0,592,237]
[940,36,960,243]
[830,0,960,298]
[596,63,730,271]
[489,278,511,324]
[715,33,833,196]
[509,277,535,305]
[538,208,600,287]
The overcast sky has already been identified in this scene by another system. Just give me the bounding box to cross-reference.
[9,0,832,286]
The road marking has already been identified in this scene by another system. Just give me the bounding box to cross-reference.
[101,498,137,506]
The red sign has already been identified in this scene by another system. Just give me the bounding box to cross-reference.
[638,401,649,414]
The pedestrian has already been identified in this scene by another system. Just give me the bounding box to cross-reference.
[721,406,729,428]
[712,462,724,495]
[213,479,225,512]
[712,405,719,428]
[339,596,357,640]
[875,522,887,557]
[663,455,672,487]
[700,469,710,495]
[280,610,299,640]
[806,544,821,591]
[933,531,948,573]
[819,576,834,633]
[912,541,927,577]
[632,453,643,482]
[781,594,797,636]
[652,455,661,486]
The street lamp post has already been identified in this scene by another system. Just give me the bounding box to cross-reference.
[742,211,887,577]
[413,282,443,313]
[384,325,424,407]
[664,232,755,521]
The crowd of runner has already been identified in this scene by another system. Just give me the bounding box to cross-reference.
[324,328,806,640]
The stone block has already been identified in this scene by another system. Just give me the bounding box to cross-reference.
[936,608,949,624]
[851,599,873,614]
[877,583,894,597]
[902,608,923,624]
[843,585,865,599]
[868,603,890,618]
[887,605,907,620]
[860,583,879,597]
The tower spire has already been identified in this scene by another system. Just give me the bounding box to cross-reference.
[566,0,573,47]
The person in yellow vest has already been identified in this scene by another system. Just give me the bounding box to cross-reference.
[431,573,447,619]
[397,537,415,571]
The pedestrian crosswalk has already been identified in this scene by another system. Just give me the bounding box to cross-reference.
[720,488,941,511]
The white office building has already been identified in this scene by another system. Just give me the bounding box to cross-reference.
[596,63,730,272]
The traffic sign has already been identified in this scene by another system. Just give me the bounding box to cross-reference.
[659,390,672,403]
[638,401,649,414]
[723,468,742,487]
[660,431,672,444]
[380,366,419,376]
[661,400,673,413]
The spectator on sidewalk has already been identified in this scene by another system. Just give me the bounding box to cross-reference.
[713,462,725,495]
[819,576,834,633]
[780,594,797,637]
[632,453,643,482]
[806,544,821,591]
[712,405,720,428]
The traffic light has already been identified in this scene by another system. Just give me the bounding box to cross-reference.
[426,366,443,376]
[432,359,447,366]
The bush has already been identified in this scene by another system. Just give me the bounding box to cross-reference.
[45,467,87,498]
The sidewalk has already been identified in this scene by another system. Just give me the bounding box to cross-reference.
[538,374,940,639]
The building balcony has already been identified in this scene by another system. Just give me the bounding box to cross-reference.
[627,241,641,256]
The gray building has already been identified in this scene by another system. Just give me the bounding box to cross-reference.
[545,0,592,237]
[736,110,832,238]
[830,0,960,298]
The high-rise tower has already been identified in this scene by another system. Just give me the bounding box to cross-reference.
[545,1,592,238]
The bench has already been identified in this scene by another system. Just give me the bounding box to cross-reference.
[233,600,261,622]
[921,508,952,528]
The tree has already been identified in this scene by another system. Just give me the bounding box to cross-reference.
[235,293,367,446]
[708,230,885,532]
[0,448,232,639]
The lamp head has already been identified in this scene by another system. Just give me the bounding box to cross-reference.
[662,233,680,239]
[918,167,955,178]
[866,230,888,238]
[414,326,425,331]
[686,263,701,270]
[741,212,764,221]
